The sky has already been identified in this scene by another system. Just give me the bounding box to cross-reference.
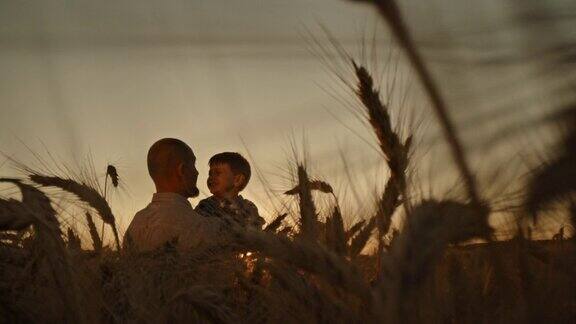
[1,0,574,239]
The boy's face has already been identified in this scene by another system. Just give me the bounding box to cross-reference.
[207,163,242,198]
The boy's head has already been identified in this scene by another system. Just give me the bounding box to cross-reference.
[207,152,251,198]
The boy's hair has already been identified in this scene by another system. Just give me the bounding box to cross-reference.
[209,152,251,191]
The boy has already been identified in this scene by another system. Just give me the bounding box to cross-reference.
[196,152,265,229]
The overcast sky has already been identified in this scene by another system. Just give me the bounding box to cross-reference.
[1,0,574,238]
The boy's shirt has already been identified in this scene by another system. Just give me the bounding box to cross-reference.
[195,195,265,229]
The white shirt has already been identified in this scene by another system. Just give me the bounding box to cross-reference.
[123,192,222,252]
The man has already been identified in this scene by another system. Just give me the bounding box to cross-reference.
[123,138,222,252]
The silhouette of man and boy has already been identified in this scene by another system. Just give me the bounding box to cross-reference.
[124,138,263,252]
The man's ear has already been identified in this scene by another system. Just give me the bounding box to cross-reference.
[176,162,185,177]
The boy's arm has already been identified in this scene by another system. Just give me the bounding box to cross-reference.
[195,198,216,217]
[197,197,243,227]
[243,200,265,229]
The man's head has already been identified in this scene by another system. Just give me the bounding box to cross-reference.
[147,138,199,198]
[207,152,251,199]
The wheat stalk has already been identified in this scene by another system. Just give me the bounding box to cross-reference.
[0,198,34,231]
[0,178,59,228]
[526,107,576,219]
[102,164,119,243]
[374,177,401,276]
[377,199,491,321]
[167,285,237,323]
[85,211,103,251]
[264,213,288,232]
[345,219,366,242]
[235,229,372,301]
[352,0,481,206]
[296,165,318,241]
[348,216,376,258]
[325,207,347,256]
[284,180,333,195]
[29,173,121,250]
[1,178,88,323]
[352,61,412,213]
[66,227,81,250]
[106,164,119,188]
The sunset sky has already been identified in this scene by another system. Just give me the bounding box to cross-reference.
[1,0,573,238]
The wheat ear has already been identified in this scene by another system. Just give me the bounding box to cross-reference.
[29,174,121,250]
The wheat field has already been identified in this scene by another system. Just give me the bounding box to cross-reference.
[1,1,576,323]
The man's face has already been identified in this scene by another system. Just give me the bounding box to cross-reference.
[207,163,236,198]
[181,152,200,198]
